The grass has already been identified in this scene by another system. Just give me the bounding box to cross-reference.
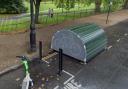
[0,1,96,32]
[0,16,30,32]
[0,1,121,32]
[24,1,95,13]
[0,8,109,32]
[0,9,96,32]
[38,9,97,26]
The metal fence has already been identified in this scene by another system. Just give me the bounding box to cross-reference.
[0,8,110,32]
[0,14,30,32]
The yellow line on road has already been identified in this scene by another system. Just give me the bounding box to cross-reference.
[42,52,58,61]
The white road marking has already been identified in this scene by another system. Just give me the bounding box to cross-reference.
[54,85,59,89]
[63,70,75,85]
[54,62,85,89]
[62,70,74,77]
[71,80,79,87]
[117,39,120,42]
[64,76,74,85]
[53,70,75,89]
[53,66,85,89]
[124,33,128,36]
[63,79,82,89]
[67,83,78,89]
[107,45,112,50]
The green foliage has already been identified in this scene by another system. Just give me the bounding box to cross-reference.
[55,0,75,10]
[0,0,27,14]
[123,0,128,9]
[54,0,124,12]
[77,0,124,12]
[102,0,124,11]
[79,0,94,6]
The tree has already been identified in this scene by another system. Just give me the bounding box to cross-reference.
[35,0,41,23]
[55,0,64,12]
[95,0,123,13]
[123,0,128,9]
[0,0,27,14]
[55,0,75,11]
[102,0,124,11]
[77,0,101,13]
[95,0,102,13]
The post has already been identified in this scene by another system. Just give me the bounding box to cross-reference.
[58,48,63,76]
[106,4,111,24]
[73,11,75,20]
[57,13,59,24]
[106,0,112,24]
[30,0,36,52]
[80,10,81,17]
[39,41,42,60]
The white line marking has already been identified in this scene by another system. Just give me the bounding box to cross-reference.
[124,33,128,36]
[63,70,74,77]
[54,67,85,89]
[54,85,59,89]
[64,76,74,85]
[67,83,77,89]
[63,70,75,85]
[71,80,78,87]
[117,39,120,42]
[54,70,75,89]
[107,45,112,50]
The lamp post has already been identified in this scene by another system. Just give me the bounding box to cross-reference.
[30,0,36,52]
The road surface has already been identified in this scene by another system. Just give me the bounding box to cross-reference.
[0,19,128,89]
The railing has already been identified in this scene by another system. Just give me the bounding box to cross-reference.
[0,14,30,32]
[0,8,114,32]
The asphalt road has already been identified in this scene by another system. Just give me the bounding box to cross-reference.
[0,20,128,89]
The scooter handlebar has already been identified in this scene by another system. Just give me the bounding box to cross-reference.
[16,56,29,61]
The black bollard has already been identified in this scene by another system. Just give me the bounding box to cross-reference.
[58,48,63,76]
[39,41,42,60]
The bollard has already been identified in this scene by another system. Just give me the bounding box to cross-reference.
[58,48,63,76]
[39,41,42,60]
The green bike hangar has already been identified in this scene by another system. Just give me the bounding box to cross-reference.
[51,23,107,63]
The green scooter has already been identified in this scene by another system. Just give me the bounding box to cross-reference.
[16,56,33,89]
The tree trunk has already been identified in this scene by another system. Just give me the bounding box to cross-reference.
[61,3,64,13]
[35,0,41,24]
[123,0,128,9]
[30,0,36,52]
[95,0,102,13]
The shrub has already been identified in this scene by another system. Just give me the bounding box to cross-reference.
[0,0,27,14]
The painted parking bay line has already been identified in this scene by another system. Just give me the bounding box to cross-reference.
[63,70,75,85]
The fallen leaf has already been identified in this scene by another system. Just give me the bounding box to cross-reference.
[57,78,59,81]
[38,87,42,89]
[16,78,20,81]
[42,77,45,81]
[41,84,45,87]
